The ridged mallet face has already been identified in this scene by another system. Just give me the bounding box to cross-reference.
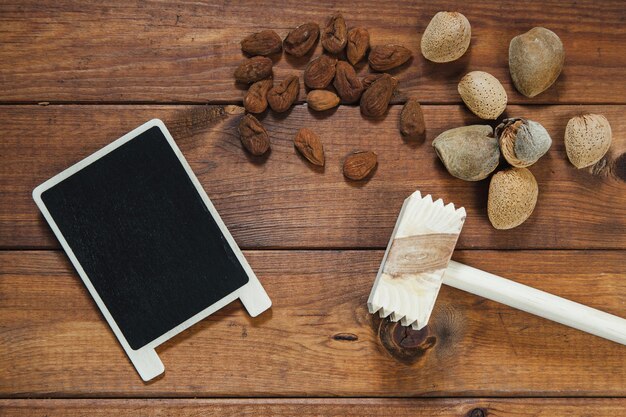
[368,191,466,330]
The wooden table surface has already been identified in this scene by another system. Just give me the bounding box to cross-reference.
[1,1,625,416]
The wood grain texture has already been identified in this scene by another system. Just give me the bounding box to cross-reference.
[1,250,625,397]
[0,1,625,104]
[2,398,626,416]
[2,104,624,250]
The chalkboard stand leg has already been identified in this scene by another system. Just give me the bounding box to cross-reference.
[128,346,165,381]
[239,279,272,317]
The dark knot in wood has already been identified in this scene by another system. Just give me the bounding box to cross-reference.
[332,333,359,341]
[468,408,486,417]
[613,153,626,182]
[376,317,436,364]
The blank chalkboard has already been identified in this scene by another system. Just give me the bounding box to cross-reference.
[39,124,249,350]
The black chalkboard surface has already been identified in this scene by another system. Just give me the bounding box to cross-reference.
[33,119,271,381]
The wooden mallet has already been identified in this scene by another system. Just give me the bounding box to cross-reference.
[368,191,626,345]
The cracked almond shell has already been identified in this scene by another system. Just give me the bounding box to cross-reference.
[421,12,471,63]
[488,167,538,230]
[565,114,612,168]
[496,118,552,168]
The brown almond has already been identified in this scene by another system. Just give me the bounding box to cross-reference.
[333,61,364,104]
[284,22,320,57]
[368,44,412,71]
[243,78,273,113]
[360,73,397,118]
[267,75,300,113]
[343,151,378,180]
[346,27,370,65]
[321,13,347,54]
[307,90,340,111]
[304,54,337,89]
[294,128,325,166]
[362,73,385,89]
[238,114,270,156]
[234,56,273,83]
[241,30,282,56]
[400,99,425,140]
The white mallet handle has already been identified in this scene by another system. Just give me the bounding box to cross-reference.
[444,260,626,346]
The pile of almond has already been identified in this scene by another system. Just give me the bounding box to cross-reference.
[234,12,613,230]
[234,13,420,181]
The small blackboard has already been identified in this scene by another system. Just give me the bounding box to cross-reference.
[33,119,271,381]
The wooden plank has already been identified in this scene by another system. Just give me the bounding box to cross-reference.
[2,398,626,416]
[0,0,625,104]
[2,104,624,250]
[1,250,625,397]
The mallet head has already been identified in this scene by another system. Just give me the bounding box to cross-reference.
[367,191,466,329]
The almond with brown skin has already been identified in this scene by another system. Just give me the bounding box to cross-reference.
[267,75,300,112]
[321,13,347,54]
[234,56,273,83]
[241,30,282,56]
[304,54,337,89]
[307,90,340,111]
[360,73,397,118]
[347,27,370,65]
[343,151,378,180]
[368,44,412,71]
[284,22,320,57]
[294,128,325,166]
[400,99,425,140]
[333,61,364,104]
[243,78,273,113]
[238,114,270,156]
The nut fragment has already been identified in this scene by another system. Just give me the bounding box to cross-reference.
[294,128,325,166]
[243,78,273,113]
[457,71,507,120]
[241,30,282,56]
[333,61,364,104]
[360,73,397,118]
[421,11,471,63]
[496,118,552,168]
[432,125,500,181]
[307,90,340,111]
[343,151,378,180]
[346,27,370,65]
[400,99,425,140]
[321,13,347,54]
[267,75,300,113]
[565,114,612,168]
[284,22,320,57]
[368,44,412,71]
[234,56,273,83]
[509,27,564,98]
[488,167,538,230]
[304,54,337,89]
[238,114,270,156]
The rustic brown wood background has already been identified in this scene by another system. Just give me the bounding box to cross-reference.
[1,1,625,416]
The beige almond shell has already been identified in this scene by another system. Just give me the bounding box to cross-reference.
[564,114,612,168]
[488,167,538,230]
[508,27,564,98]
[458,71,507,120]
[421,11,471,63]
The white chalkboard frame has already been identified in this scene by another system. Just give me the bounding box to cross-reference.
[33,119,272,381]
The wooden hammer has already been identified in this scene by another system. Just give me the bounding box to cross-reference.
[368,191,626,345]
